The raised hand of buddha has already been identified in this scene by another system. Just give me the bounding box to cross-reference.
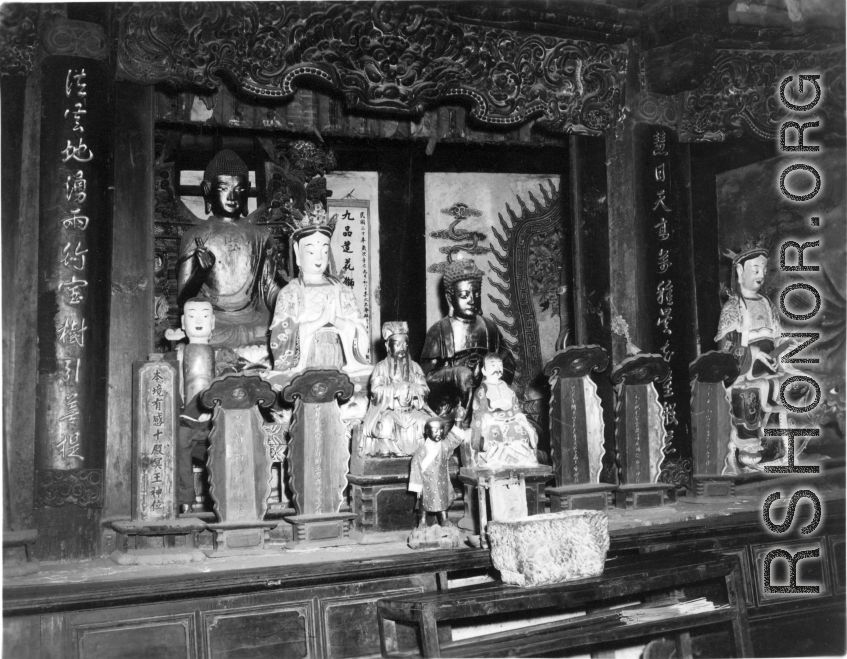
[194,237,216,271]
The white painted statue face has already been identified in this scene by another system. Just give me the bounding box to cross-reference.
[182,300,215,343]
[295,232,331,277]
[736,255,768,295]
[482,355,504,383]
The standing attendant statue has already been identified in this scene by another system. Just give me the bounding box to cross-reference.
[361,321,433,457]
[176,298,216,510]
[421,260,515,428]
[174,149,282,358]
[717,238,811,473]
[270,203,371,374]
[408,417,464,532]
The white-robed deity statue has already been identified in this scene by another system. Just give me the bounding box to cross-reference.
[360,321,434,457]
[270,203,371,374]
[716,238,813,473]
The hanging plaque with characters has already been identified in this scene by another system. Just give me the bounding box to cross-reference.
[328,198,379,361]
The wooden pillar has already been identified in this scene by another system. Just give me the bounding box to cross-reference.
[569,133,616,483]
[2,64,41,533]
[568,135,588,346]
[103,82,155,530]
[605,117,654,364]
[33,18,111,559]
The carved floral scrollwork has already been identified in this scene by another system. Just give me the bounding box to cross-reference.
[659,457,692,489]
[632,92,679,129]
[42,17,109,60]
[116,2,626,135]
[36,469,104,508]
[0,3,39,77]
[680,47,845,142]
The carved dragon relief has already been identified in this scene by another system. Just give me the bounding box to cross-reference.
[487,180,564,393]
[680,47,845,142]
[116,2,627,135]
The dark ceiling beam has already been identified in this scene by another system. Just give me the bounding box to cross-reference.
[444,0,642,44]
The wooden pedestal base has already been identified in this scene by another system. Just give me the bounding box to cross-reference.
[693,474,737,497]
[350,477,417,534]
[205,521,279,557]
[615,483,676,510]
[110,518,207,565]
[286,512,357,544]
[458,467,552,533]
[547,483,618,512]
[3,529,40,578]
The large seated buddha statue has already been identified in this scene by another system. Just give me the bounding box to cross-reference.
[174,149,282,361]
[421,259,515,428]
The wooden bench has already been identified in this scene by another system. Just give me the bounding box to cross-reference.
[377,550,752,658]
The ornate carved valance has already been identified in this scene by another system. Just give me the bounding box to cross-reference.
[629,47,845,142]
[679,48,845,142]
[115,2,627,135]
[0,4,39,77]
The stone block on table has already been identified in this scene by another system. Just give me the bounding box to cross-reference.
[487,510,609,587]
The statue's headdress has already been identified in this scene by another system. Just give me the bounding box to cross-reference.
[382,321,409,342]
[442,259,484,291]
[203,149,249,184]
[722,234,771,299]
[722,234,769,267]
[287,200,336,242]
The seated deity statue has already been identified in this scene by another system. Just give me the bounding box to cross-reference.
[270,204,371,374]
[716,239,813,474]
[174,149,282,358]
[361,321,434,457]
[421,259,515,427]
[470,353,539,468]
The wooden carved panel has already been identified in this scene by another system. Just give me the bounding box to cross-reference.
[0,3,39,76]
[680,47,846,142]
[204,603,316,659]
[320,588,424,658]
[75,614,196,659]
[116,2,626,135]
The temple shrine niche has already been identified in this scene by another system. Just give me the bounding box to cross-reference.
[1,2,845,659]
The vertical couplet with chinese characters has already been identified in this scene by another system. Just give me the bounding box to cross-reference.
[34,53,110,558]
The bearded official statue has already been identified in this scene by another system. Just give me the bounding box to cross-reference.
[361,321,434,457]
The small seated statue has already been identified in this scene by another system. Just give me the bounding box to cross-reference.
[470,353,539,468]
[408,417,464,529]
[717,240,811,473]
[421,259,515,427]
[174,149,282,360]
[361,321,434,457]
[270,203,371,374]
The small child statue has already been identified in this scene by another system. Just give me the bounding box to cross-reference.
[407,417,464,547]
[174,298,216,512]
[181,298,216,404]
[470,353,539,468]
